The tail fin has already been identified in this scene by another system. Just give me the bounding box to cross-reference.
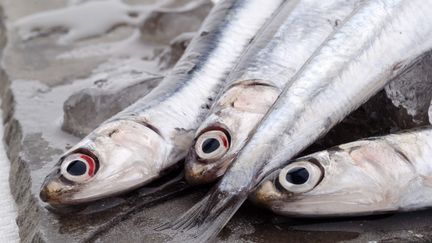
[156,187,248,242]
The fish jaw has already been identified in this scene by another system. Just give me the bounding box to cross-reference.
[39,169,76,204]
[251,173,284,206]
[184,147,234,185]
[184,81,279,184]
[40,119,168,205]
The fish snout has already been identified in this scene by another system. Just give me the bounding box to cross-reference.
[252,180,283,205]
[185,151,228,185]
[184,163,209,185]
[39,186,49,202]
[39,172,76,205]
[184,147,234,185]
[40,180,66,204]
[184,148,211,184]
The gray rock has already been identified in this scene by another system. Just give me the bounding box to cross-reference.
[62,75,162,137]
[157,32,195,70]
[429,99,432,124]
[2,0,432,243]
[139,0,212,45]
[61,30,195,138]
[385,51,432,126]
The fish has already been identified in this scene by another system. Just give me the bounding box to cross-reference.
[39,0,286,205]
[184,0,362,185]
[251,127,432,217]
[161,1,432,241]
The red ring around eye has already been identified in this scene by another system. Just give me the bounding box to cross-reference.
[220,135,228,148]
[80,154,95,177]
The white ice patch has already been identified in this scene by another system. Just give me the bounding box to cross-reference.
[384,53,432,120]
[14,0,186,45]
[385,83,421,118]
[14,0,206,45]
[58,29,195,60]
[15,0,139,44]
[56,30,158,59]
[0,109,20,242]
[15,0,207,59]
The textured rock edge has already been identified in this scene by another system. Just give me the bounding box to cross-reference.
[0,6,45,243]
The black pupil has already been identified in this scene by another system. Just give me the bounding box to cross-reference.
[285,168,309,185]
[66,160,87,176]
[202,138,220,154]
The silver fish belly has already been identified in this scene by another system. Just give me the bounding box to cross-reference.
[252,127,432,216]
[164,1,432,241]
[185,0,361,185]
[39,0,285,205]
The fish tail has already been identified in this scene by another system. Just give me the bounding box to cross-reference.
[156,188,248,242]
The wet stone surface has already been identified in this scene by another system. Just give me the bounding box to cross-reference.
[429,100,432,125]
[1,0,432,242]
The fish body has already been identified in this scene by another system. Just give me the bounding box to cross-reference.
[252,128,432,216]
[165,1,432,241]
[39,0,285,205]
[185,0,362,184]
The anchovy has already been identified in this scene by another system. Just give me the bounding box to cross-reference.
[162,1,432,241]
[184,0,361,185]
[252,127,432,216]
[39,0,286,205]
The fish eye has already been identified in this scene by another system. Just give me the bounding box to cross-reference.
[285,167,309,185]
[67,160,87,176]
[61,153,97,183]
[195,129,230,161]
[278,161,322,193]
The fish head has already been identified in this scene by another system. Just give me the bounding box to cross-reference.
[184,123,233,184]
[40,119,167,205]
[252,159,324,209]
[185,81,279,184]
[252,143,408,216]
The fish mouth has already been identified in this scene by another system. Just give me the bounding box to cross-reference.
[251,172,284,205]
[184,149,234,185]
[39,162,84,205]
[184,151,215,184]
[39,175,77,205]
